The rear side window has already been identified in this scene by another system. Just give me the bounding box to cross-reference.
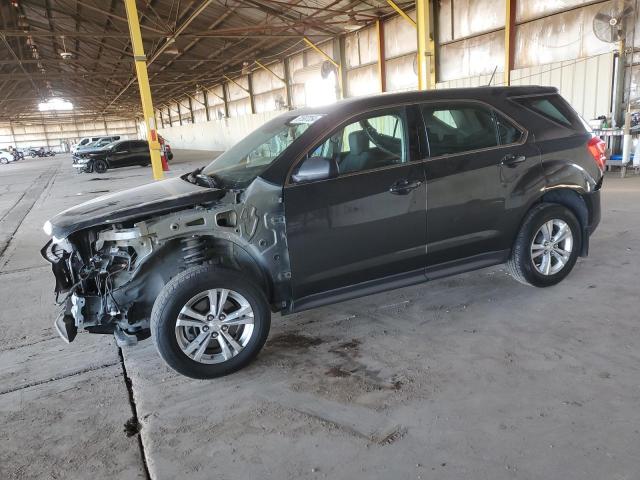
[515,95,572,126]
[421,104,498,156]
[495,112,524,145]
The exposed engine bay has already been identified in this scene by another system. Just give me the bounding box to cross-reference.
[41,179,290,346]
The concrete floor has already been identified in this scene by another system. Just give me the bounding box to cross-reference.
[1,152,639,480]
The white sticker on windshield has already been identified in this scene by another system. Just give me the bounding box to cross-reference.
[290,114,325,125]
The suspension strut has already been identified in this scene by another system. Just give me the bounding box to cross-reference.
[181,236,207,268]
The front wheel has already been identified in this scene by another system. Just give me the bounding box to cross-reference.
[507,203,582,287]
[94,159,108,173]
[151,265,270,379]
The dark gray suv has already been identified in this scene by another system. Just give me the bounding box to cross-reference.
[42,86,604,378]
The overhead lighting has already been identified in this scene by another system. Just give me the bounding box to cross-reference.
[60,36,73,60]
[38,98,74,111]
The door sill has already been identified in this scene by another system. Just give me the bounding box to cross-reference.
[286,250,510,314]
[288,268,427,314]
[426,250,510,280]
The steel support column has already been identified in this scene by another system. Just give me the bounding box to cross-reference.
[283,57,293,108]
[124,0,163,180]
[222,84,230,118]
[247,74,256,114]
[376,19,386,92]
[416,0,435,90]
[504,0,516,86]
[188,96,195,123]
[203,89,211,121]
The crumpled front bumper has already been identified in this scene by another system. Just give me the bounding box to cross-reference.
[72,162,91,173]
[41,239,74,295]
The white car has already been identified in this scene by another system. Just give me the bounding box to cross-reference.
[0,150,15,164]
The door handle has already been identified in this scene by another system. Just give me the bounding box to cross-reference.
[389,179,423,195]
[501,154,526,167]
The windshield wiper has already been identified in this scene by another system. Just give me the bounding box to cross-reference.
[185,166,221,189]
[195,173,218,188]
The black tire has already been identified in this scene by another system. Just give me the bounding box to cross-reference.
[507,203,582,287]
[94,159,108,173]
[151,264,271,379]
[0,158,8,165]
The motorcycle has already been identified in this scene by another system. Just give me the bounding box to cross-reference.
[30,148,56,158]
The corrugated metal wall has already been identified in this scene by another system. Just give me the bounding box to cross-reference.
[5,0,626,151]
[0,118,138,151]
[437,52,614,120]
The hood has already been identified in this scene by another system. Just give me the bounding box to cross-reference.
[46,177,226,238]
[76,146,110,155]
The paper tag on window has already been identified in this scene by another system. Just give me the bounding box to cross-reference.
[290,114,325,125]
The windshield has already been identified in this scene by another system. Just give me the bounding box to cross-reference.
[201,113,324,188]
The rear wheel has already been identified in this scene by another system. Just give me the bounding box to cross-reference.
[0,158,8,164]
[151,265,270,379]
[507,203,581,287]
[94,159,108,173]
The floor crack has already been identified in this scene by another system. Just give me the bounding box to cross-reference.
[0,361,119,395]
[118,347,152,480]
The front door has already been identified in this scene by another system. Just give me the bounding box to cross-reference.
[110,141,133,166]
[284,106,427,302]
[419,102,541,269]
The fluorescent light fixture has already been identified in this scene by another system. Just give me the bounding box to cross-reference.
[38,98,73,111]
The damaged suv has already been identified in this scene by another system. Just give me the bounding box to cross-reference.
[42,87,604,379]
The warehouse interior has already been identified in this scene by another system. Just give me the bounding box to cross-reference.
[1,1,640,479]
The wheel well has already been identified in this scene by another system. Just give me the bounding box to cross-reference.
[181,236,274,304]
[539,188,590,256]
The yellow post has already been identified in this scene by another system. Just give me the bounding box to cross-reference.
[386,0,416,27]
[416,0,435,90]
[376,19,386,92]
[124,0,163,180]
[504,0,516,86]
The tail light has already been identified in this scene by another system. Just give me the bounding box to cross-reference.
[587,136,607,171]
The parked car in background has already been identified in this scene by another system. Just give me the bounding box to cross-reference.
[72,138,118,161]
[71,135,120,154]
[72,139,152,173]
[0,149,15,164]
[43,86,604,379]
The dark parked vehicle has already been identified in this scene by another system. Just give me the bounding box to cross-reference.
[42,86,604,378]
[73,139,152,173]
[30,147,56,157]
[72,137,117,161]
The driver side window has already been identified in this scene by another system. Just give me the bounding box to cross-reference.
[314,111,407,175]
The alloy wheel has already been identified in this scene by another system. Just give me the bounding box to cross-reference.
[530,219,573,276]
[174,289,255,364]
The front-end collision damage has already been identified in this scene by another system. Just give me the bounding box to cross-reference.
[41,178,291,345]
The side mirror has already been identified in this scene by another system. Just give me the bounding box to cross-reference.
[291,156,337,184]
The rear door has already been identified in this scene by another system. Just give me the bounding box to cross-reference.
[130,141,149,164]
[284,106,427,302]
[420,101,541,269]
